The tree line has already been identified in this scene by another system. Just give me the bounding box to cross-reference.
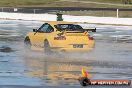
[122,0,131,4]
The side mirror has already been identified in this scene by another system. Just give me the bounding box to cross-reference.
[33,29,37,32]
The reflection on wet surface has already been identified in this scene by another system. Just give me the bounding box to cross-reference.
[0,20,132,87]
[24,54,92,86]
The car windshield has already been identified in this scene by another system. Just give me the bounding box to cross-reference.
[54,24,84,32]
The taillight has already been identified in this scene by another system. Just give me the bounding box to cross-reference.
[88,35,94,40]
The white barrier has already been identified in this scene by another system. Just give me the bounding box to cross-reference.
[0,12,132,25]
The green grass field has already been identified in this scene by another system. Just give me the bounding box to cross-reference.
[0,0,132,17]
[0,0,131,8]
[0,0,59,7]
[81,0,131,4]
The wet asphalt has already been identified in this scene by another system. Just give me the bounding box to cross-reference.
[0,20,132,88]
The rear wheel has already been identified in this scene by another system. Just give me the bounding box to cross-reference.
[44,40,51,55]
[24,37,31,49]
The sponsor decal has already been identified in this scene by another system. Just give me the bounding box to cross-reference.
[78,68,131,86]
[54,36,66,40]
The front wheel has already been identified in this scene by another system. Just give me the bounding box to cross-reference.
[24,37,31,49]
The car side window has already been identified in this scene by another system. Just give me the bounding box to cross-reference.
[38,23,54,33]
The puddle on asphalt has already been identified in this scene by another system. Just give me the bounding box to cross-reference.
[22,52,132,86]
[0,20,132,87]
[23,54,93,85]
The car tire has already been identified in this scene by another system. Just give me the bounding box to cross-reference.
[24,36,31,49]
[44,40,51,55]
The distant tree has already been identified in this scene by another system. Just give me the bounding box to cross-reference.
[122,0,131,4]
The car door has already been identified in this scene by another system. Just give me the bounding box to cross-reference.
[32,23,54,48]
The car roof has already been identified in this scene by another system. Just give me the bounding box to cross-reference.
[47,21,76,25]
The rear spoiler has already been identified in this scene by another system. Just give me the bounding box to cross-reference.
[84,28,96,32]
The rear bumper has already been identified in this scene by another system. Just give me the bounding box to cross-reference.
[51,42,95,52]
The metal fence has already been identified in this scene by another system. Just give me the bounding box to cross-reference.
[0,7,132,18]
